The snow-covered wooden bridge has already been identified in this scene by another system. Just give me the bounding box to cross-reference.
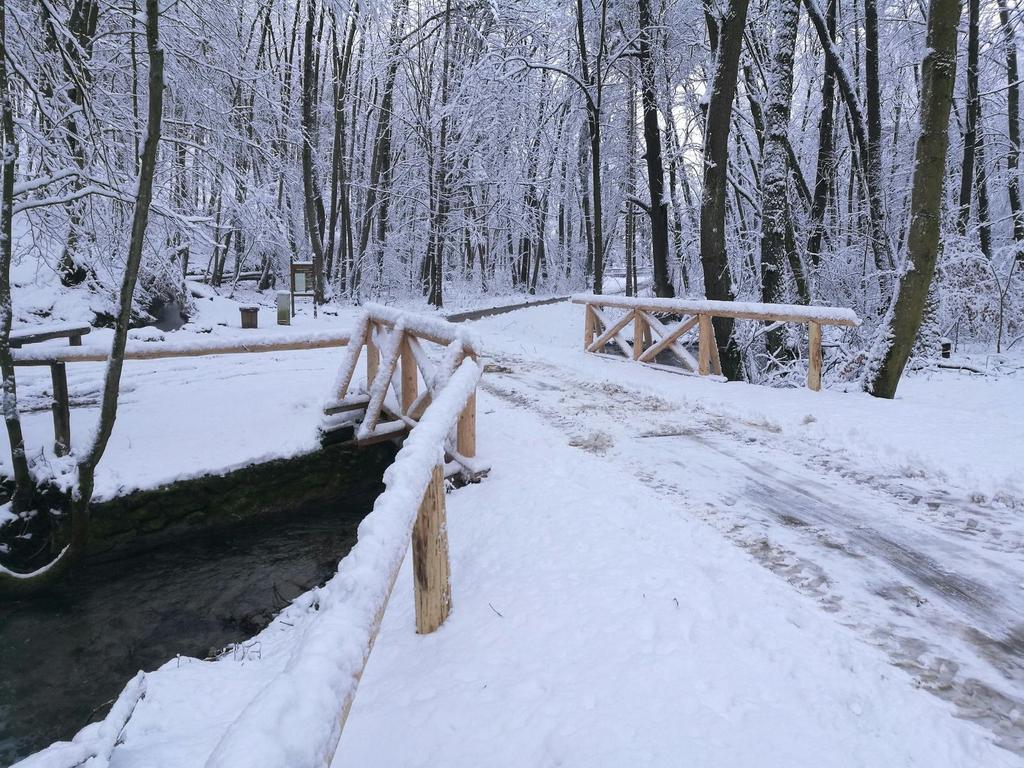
[12,301,1023,768]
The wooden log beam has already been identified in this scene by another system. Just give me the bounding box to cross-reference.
[12,331,352,366]
[572,294,860,327]
[587,307,635,357]
[457,391,476,459]
[50,362,71,457]
[633,312,648,360]
[639,313,699,369]
[401,337,418,413]
[808,321,822,391]
[366,327,379,390]
[698,314,713,376]
[412,464,452,634]
[583,304,596,350]
[10,323,91,348]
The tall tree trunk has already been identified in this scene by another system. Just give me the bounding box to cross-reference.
[358,0,408,288]
[956,0,981,238]
[806,0,838,267]
[1,0,164,593]
[869,0,962,398]
[760,0,801,359]
[975,116,993,259]
[998,0,1024,254]
[625,79,637,297]
[638,0,674,298]
[40,0,99,287]
[700,0,750,379]
[301,0,326,307]
[576,0,606,294]
[804,0,891,278]
[863,0,884,240]
[0,0,33,511]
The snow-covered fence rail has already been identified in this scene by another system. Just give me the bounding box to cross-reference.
[9,329,353,458]
[572,294,860,390]
[204,347,483,768]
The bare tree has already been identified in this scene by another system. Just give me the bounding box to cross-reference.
[869,0,962,398]
[700,0,750,379]
[0,0,165,594]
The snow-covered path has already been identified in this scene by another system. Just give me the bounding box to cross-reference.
[331,333,1021,766]
[478,349,1024,753]
[14,301,1023,767]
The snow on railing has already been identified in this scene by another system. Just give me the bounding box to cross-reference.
[10,328,353,365]
[572,294,861,390]
[10,327,354,458]
[572,294,861,326]
[320,305,483,479]
[11,307,485,768]
[204,356,482,768]
[13,672,146,768]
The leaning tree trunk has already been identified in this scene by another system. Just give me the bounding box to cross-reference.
[0,0,164,595]
[803,0,891,279]
[863,0,885,256]
[638,0,674,298]
[759,0,801,357]
[956,0,980,239]
[301,0,327,307]
[0,0,34,511]
[998,0,1024,255]
[869,0,962,398]
[806,0,837,267]
[700,0,750,379]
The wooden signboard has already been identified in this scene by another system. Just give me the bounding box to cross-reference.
[290,261,315,316]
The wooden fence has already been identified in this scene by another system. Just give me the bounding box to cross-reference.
[13,307,484,768]
[572,294,860,390]
[319,305,484,480]
[204,307,483,768]
[12,329,354,457]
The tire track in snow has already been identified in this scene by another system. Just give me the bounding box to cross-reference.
[480,355,1024,755]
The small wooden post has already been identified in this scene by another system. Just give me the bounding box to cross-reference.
[366,326,379,390]
[457,391,476,459]
[698,314,713,376]
[50,363,71,457]
[583,304,596,350]
[413,464,451,634]
[632,311,647,360]
[807,321,822,391]
[400,336,417,413]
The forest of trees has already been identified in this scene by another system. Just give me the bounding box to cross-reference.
[0,0,1017,392]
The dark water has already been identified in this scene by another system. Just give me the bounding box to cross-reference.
[152,299,188,331]
[0,501,370,765]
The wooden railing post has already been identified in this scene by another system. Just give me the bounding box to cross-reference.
[807,321,822,391]
[413,464,451,634]
[457,391,476,459]
[366,325,379,390]
[583,304,596,350]
[50,362,70,457]
[632,311,647,360]
[697,314,713,376]
[400,335,417,412]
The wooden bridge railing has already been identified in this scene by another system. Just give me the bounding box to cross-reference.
[14,307,485,768]
[12,329,354,457]
[572,294,860,390]
[320,304,484,479]
[205,308,483,768]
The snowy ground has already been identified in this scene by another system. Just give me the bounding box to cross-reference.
[10,299,1024,766]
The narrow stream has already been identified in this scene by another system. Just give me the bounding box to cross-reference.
[0,499,373,764]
